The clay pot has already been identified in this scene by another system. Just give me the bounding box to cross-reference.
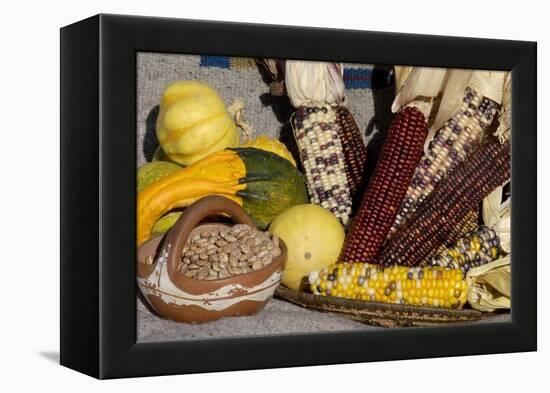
[137,196,287,323]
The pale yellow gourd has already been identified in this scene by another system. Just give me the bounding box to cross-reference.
[269,204,345,290]
[156,80,239,165]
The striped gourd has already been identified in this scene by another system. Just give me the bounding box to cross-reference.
[390,87,499,235]
[379,137,511,267]
[339,106,428,264]
[292,106,352,224]
[422,226,501,275]
[309,262,468,309]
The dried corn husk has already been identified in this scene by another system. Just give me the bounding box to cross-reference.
[392,66,448,118]
[394,66,414,92]
[469,70,506,103]
[467,256,510,312]
[430,69,473,132]
[257,58,286,96]
[495,72,512,143]
[285,61,345,106]
[482,184,511,253]
[227,99,252,142]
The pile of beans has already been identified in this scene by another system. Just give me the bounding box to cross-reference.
[178,224,281,280]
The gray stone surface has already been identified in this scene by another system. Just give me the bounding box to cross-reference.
[137,298,369,342]
[137,297,510,342]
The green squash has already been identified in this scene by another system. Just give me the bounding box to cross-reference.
[231,147,308,229]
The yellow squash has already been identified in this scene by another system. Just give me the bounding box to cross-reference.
[137,161,184,235]
[156,80,239,166]
[242,135,296,166]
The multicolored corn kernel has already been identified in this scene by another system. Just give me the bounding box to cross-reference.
[292,105,352,225]
[427,209,479,262]
[390,88,499,236]
[339,106,428,263]
[379,137,511,267]
[334,106,367,198]
[422,226,501,275]
[309,262,468,309]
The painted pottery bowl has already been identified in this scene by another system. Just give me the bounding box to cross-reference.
[137,196,287,323]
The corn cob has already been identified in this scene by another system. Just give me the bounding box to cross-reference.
[309,262,468,309]
[292,105,352,225]
[380,137,511,267]
[390,88,499,236]
[427,209,479,261]
[422,226,501,275]
[339,106,428,263]
[334,106,367,198]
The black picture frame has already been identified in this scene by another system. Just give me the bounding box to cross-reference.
[60,14,537,379]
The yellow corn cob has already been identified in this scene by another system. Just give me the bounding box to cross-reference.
[309,262,468,309]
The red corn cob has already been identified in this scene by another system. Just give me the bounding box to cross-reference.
[339,106,428,263]
[379,137,510,267]
[335,106,367,199]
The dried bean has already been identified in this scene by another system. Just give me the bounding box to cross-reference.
[240,244,251,254]
[257,250,269,259]
[225,235,237,243]
[229,255,239,267]
[215,239,228,247]
[197,267,210,279]
[251,261,263,271]
[229,266,243,275]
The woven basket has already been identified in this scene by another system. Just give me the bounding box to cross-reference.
[275,286,488,328]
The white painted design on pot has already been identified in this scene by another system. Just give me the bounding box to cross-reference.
[137,244,282,311]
